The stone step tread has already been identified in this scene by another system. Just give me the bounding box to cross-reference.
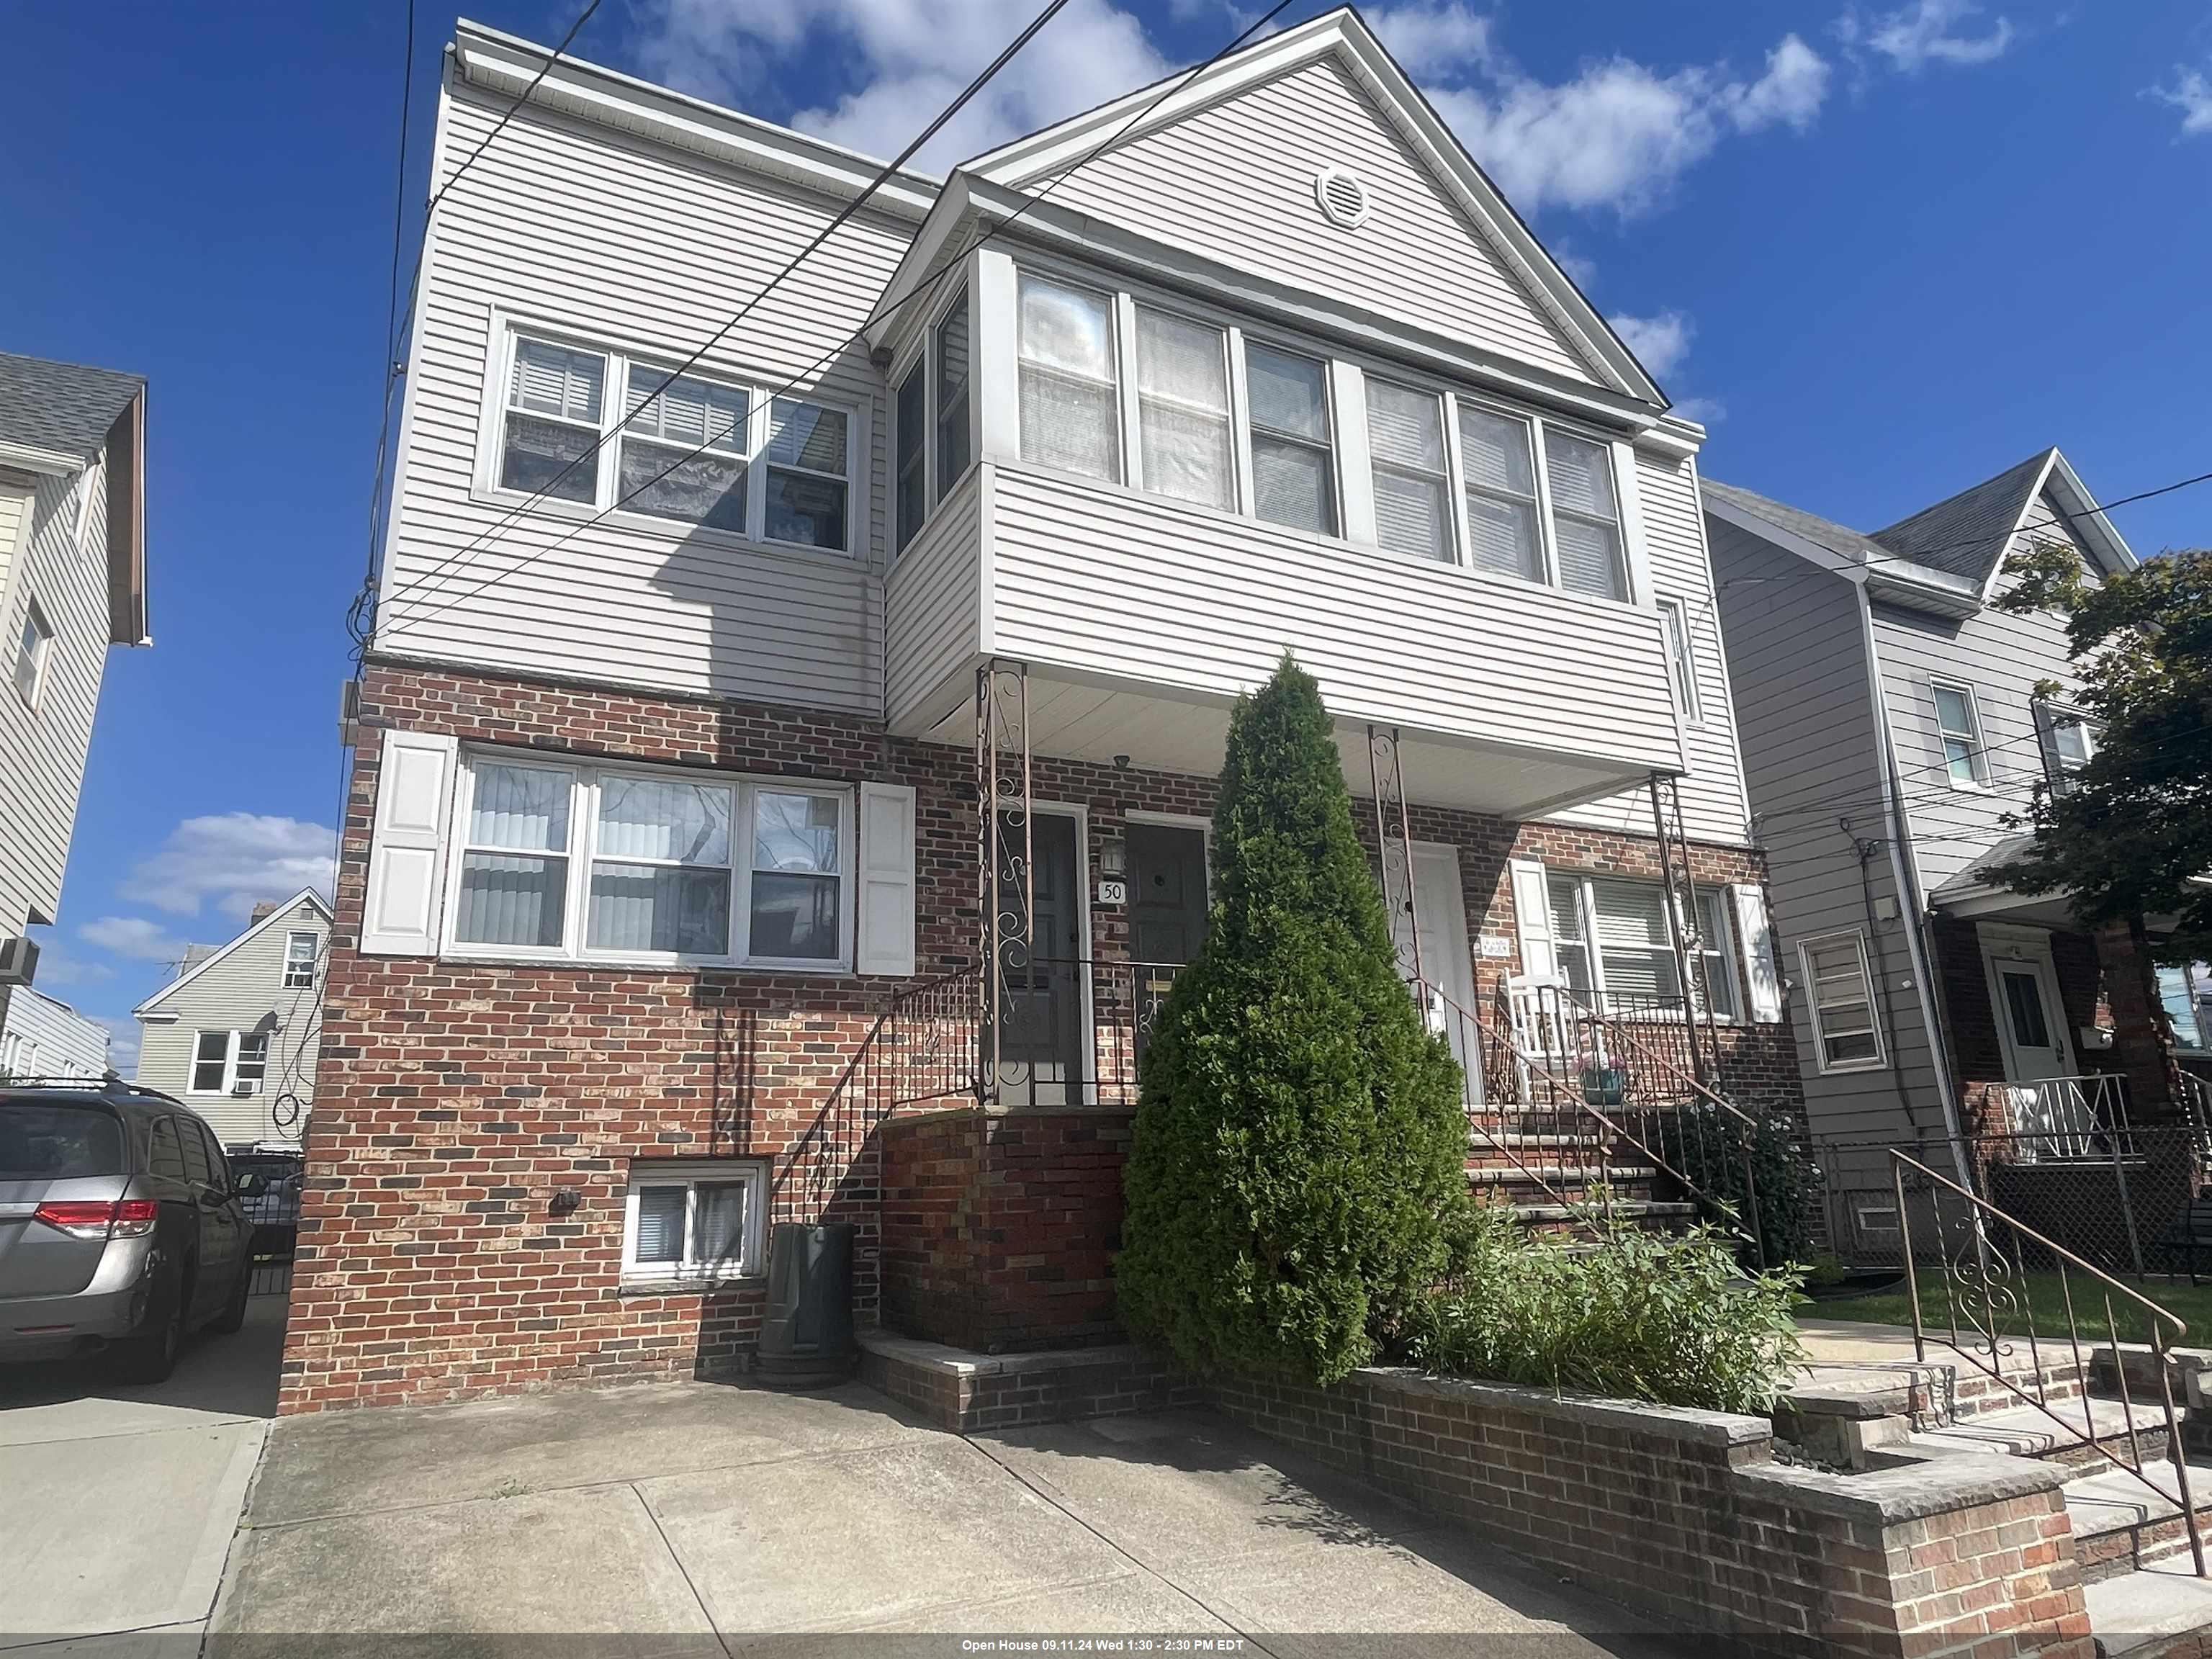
[2064,1458,2212,1540]
[1910,1397,2185,1461]
[1467,1165,1660,1183]
[2085,1561,2212,1655]
[1514,1200,1697,1223]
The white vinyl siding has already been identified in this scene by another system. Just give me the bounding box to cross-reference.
[0,989,111,1083]
[1802,932,1884,1072]
[622,1159,768,1283]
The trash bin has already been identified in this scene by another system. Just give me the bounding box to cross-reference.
[755,1221,856,1388]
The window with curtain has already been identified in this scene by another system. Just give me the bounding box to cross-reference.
[1459,406,1543,582]
[750,791,842,960]
[1931,682,1989,786]
[1134,306,1232,509]
[454,761,574,950]
[935,293,971,497]
[763,400,848,550]
[1803,933,1882,1069]
[587,775,735,956]
[619,365,749,531]
[1365,379,1450,562]
[1545,873,1737,1018]
[1659,598,1701,723]
[1245,343,1336,534]
[503,338,606,503]
[894,360,926,553]
[1017,275,1121,482]
[283,932,318,989]
[1544,431,1626,601]
[622,1160,768,1282]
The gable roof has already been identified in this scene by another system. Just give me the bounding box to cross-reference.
[1702,479,1894,570]
[0,350,150,647]
[132,889,333,1020]
[954,8,1664,408]
[1870,450,2054,583]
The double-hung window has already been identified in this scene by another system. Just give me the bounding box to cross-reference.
[1365,379,1451,562]
[2035,698,2098,796]
[14,599,53,711]
[1134,307,1233,509]
[1802,932,1883,1071]
[449,753,852,969]
[1658,598,1702,724]
[1017,274,1120,482]
[623,1160,768,1283]
[1931,680,1990,787]
[1546,873,1739,1020]
[1245,343,1336,535]
[935,295,971,498]
[1545,431,1628,601]
[282,932,318,990]
[189,1030,269,1095]
[492,327,855,555]
[1458,407,1545,583]
[894,360,927,553]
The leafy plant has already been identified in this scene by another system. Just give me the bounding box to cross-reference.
[1657,1102,1822,1272]
[1117,654,1472,1386]
[1398,1201,1807,1416]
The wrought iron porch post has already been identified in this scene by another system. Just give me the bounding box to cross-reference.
[1369,723,1422,985]
[1646,772,1716,1090]
[976,660,1033,1107]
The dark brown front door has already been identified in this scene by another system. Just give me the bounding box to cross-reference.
[995,811,1084,1096]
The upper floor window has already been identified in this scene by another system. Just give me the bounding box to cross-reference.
[1658,598,1702,724]
[1134,307,1232,510]
[448,752,852,971]
[2034,698,2098,796]
[282,931,318,990]
[1245,343,1337,536]
[490,326,853,555]
[13,599,52,711]
[1459,408,1544,583]
[190,1029,269,1096]
[894,360,927,553]
[1930,680,1990,787]
[1544,431,1627,601]
[1017,274,1120,483]
[1365,379,1450,562]
[934,295,971,498]
[1801,932,1883,1071]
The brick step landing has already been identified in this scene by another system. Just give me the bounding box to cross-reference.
[857,1328,1196,1435]
[2065,1457,2212,1584]
[1910,1397,2187,1477]
[2084,1560,2212,1658]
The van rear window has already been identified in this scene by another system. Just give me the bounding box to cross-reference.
[0,1102,127,1179]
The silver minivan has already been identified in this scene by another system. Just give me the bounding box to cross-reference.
[0,1081,256,1381]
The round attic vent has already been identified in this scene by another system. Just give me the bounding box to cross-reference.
[1313,166,1372,230]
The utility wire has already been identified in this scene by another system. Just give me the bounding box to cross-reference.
[379,0,1311,637]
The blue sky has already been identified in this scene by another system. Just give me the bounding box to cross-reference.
[4,0,2209,1069]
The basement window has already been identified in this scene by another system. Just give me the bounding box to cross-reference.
[621,1160,768,1284]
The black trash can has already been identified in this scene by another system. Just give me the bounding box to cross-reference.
[755,1221,856,1388]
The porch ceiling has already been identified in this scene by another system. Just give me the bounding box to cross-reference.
[917,670,1655,817]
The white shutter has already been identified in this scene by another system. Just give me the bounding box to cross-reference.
[1731,882,1784,1024]
[360,730,458,956]
[856,783,917,976]
[1507,858,1557,981]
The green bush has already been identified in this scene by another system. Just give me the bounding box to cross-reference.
[1657,1102,1822,1272]
[1398,1201,1807,1416]
[1117,655,1472,1386]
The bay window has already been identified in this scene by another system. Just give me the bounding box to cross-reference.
[1245,343,1336,535]
[448,752,853,968]
[1017,274,1121,482]
[1546,873,1740,1020]
[1365,379,1451,562]
[894,360,926,552]
[1134,307,1233,509]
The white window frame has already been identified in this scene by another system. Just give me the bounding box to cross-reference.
[1545,872,1741,1022]
[188,1029,270,1097]
[1930,678,1992,790]
[1014,270,1124,485]
[1658,597,1704,726]
[441,749,858,974]
[475,313,863,562]
[282,931,318,989]
[2036,696,2099,795]
[1799,930,1886,1074]
[889,280,976,562]
[1127,299,1238,513]
[14,597,52,711]
[621,1159,769,1285]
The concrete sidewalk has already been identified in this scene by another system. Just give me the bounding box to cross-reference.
[0,1294,284,1653]
[212,1374,1683,1655]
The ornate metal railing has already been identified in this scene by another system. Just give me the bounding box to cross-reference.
[1982,1074,2136,1161]
[984,955,1183,1107]
[1890,1148,2206,1578]
[2180,1070,2212,1162]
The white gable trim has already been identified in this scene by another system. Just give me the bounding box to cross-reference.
[2038,450,2138,579]
[132,887,335,1018]
[1974,449,2063,606]
[962,10,1662,405]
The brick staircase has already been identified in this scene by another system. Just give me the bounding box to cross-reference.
[1463,1133,1694,1229]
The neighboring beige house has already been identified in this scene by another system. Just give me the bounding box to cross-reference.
[132,889,331,1147]
[0,351,150,1033]
[0,983,112,1082]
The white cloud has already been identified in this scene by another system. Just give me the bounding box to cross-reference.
[78,917,189,962]
[1609,310,1694,379]
[1670,395,1728,426]
[631,0,1171,171]
[1850,0,2013,72]
[2150,67,2212,138]
[1368,3,1494,80]
[117,814,335,921]
[27,946,114,988]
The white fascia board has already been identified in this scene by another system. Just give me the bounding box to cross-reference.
[0,441,84,479]
[865,175,981,356]
[1701,495,1869,585]
[921,178,1663,436]
[1975,449,2062,606]
[451,21,940,221]
[2044,449,2139,575]
[131,887,334,1017]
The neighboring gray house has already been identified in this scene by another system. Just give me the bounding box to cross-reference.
[1704,449,2181,1244]
[132,889,331,1147]
[0,351,149,1032]
[0,984,112,1082]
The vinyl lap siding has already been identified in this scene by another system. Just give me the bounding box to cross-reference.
[1043,58,1596,384]
[0,987,110,1081]
[1549,451,1751,846]
[1712,521,1943,1145]
[884,468,984,729]
[0,463,110,938]
[373,81,912,716]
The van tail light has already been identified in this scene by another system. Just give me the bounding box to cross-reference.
[31,1198,157,1241]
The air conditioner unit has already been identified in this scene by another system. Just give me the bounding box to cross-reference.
[0,935,39,987]
[232,1081,258,1097]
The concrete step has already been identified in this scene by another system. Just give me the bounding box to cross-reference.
[2064,1457,2212,1584]
[1467,1164,1660,1185]
[2083,1559,2212,1658]
[1910,1397,2186,1475]
[1514,1199,1697,1226]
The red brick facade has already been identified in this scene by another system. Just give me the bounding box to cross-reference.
[281,659,1802,1413]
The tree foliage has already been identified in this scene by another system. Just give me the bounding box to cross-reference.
[1116,655,1471,1385]
[1992,543,2212,962]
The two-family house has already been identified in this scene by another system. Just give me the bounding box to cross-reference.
[0,984,112,1083]
[0,351,148,1033]
[1705,451,2183,1249]
[290,11,1804,1412]
[132,889,331,1148]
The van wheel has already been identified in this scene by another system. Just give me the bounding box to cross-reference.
[208,1258,251,1334]
[114,1287,184,1384]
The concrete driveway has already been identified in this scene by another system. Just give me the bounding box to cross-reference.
[211,1374,1683,1655]
[0,1294,284,1653]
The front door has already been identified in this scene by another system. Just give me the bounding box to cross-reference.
[1980,927,2078,1084]
[1127,823,1208,1077]
[994,811,1085,1105]
[1392,842,1480,1082]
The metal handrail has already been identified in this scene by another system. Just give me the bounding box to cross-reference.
[1889,1147,2205,1577]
